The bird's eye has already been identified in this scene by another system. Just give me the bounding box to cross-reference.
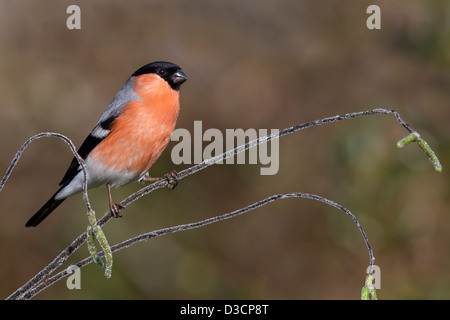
[157,69,167,77]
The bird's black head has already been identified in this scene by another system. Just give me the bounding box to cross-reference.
[131,61,188,91]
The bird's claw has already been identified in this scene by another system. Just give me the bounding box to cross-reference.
[110,202,124,218]
[163,170,178,190]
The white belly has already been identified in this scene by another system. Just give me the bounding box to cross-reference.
[54,156,139,200]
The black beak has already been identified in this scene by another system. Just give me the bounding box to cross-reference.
[172,70,188,85]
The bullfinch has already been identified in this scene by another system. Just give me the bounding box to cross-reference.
[25,61,187,227]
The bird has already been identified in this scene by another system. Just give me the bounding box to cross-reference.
[25,61,188,227]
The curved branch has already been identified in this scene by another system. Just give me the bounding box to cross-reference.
[3,108,434,300]
[24,192,374,299]
[0,132,92,212]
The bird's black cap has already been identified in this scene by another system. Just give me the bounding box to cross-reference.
[131,61,187,91]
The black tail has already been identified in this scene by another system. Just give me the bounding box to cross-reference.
[25,191,66,227]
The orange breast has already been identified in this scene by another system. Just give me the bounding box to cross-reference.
[90,74,180,177]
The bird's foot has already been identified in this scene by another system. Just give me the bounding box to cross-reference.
[110,202,124,218]
[143,170,179,190]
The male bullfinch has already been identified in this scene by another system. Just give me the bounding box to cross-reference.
[25,61,187,227]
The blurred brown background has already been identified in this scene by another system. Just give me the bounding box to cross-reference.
[0,0,449,299]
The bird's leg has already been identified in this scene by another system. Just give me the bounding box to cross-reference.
[107,183,123,218]
[142,170,179,190]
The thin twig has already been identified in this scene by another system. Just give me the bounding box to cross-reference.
[1,133,93,300]
[2,108,424,300]
[110,109,413,211]
[0,132,92,212]
[24,192,374,299]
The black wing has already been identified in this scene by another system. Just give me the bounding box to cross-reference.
[59,116,116,186]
